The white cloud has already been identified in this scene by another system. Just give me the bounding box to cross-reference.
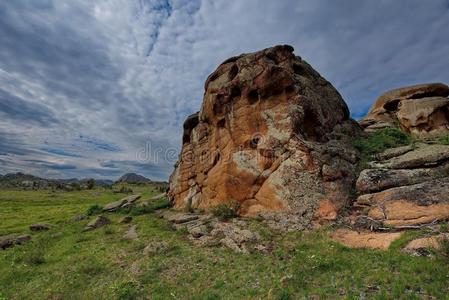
[1,0,449,180]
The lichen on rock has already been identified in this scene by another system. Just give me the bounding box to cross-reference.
[168,45,361,230]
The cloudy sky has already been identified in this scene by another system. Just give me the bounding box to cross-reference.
[1,0,449,180]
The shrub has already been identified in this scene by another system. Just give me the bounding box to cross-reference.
[353,127,412,156]
[86,204,103,216]
[86,179,95,190]
[437,236,449,261]
[113,282,140,300]
[151,198,171,210]
[438,134,449,145]
[353,128,412,171]
[212,200,240,221]
[23,249,45,265]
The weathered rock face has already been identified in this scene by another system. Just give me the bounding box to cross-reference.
[360,83,449,136]
[169,45,361,229]
[354,143,449,228]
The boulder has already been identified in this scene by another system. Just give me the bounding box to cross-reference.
[0,234,31,250]
[119,216,133,224]
[29,224,52,231]
[370,144,449,169]
[356,178,449,226]
[168,45,361,229]
[164,212,199,224]
[143,241,170,255]
[123,225,138,240]
[402,233,449,255]
[359,83,449,136]
[69,214,87,223]
[331,229,402,250]
[356,164,449,194]
[103,194,141,212]
[375,145,414,161]
[83,215,111,231]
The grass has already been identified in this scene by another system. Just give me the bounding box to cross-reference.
[353,128,413,171]
[438,134,449,145]
[211,200,240,221]
[1,186,449,299]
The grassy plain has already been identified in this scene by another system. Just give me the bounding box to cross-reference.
[0,185,448,299]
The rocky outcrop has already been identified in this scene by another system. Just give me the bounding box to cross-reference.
[331,229,402,250]
[159,210,264,253]
[83,215,111,231]
[0,234,31,250]
[402,233,449,256]
[359,83,449,137]
[168,45,361,229]
[29,224,52,231]
[354,144,449,228]
[102,194,141,212]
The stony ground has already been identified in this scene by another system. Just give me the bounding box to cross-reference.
[1,185,449,299]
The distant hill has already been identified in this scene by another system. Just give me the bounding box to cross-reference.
[116,173,151,184]
[0,172,113,189]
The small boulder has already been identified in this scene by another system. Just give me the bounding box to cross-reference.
[123,225,138,240]
[375,145,414,161]
[29,224,52,231]
[69,214,87,223]
[331,229,402,250]
[0,234,31,250]
[83,215,111,231]
[143,241,170,255]
[402,233,449,255]
[188,225,209,238]
[119,216,133,224]
[370,144,449,169]
[103,194,141,212]
[165,213,199,224]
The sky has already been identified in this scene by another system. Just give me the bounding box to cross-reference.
[1,0,449,181]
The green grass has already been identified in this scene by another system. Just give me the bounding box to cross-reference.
[353,128,413,171]
[1,187,449,299]
[438,134,449,145]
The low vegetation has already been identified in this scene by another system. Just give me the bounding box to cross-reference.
[1,185,449,299]
[212,200,240,221]
[353,127,412,170]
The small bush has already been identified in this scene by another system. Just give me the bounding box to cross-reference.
[78,258,105,276]
[103,227,115,235]
[23,249,46,265]
[212,200,240,221]
[22,240,47,266]
[353,128,412,171]
[437,236,449,261]
[438,134,449,145]
[113,282,140,300]
[86,204,103,216]
[276,288,292,300]
[353,127,412,156]
[152,198,171,210]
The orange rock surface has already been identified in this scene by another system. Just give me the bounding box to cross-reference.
[331,229,402,250]
[168,45,360,228]
[360,83,449,136]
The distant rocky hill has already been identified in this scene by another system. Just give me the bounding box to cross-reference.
[116,173,152,184]
[0,172,112,189]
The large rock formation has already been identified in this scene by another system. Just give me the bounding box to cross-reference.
[354,143,449,228]
[359,83,449,136]
[168,45,361,229]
